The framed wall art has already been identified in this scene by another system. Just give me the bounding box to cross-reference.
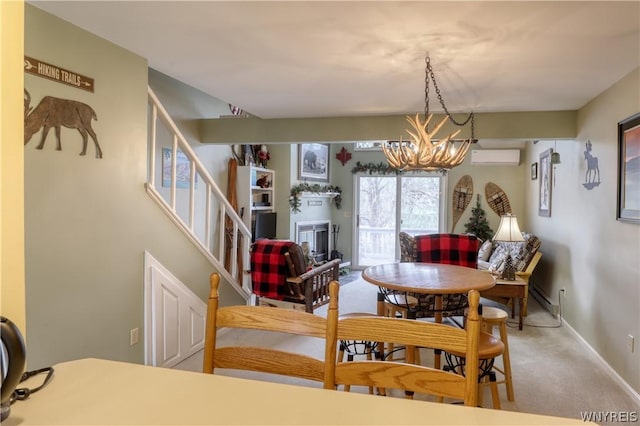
[617,113,640,223]
[531,162,538,180]
[298,143,330,182]
[538,149,553,217]
[162,148,197,189]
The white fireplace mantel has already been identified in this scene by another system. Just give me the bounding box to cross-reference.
[299,191,340,199]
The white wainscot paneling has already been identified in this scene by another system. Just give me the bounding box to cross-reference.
[144,252,206,367]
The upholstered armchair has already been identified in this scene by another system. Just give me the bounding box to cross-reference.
[250,239,340,313]
[397,232,480,318]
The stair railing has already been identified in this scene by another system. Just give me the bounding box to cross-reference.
[146,87,252,299]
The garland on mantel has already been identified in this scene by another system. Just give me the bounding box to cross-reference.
[289,183,342,213]
[351,161,401,175]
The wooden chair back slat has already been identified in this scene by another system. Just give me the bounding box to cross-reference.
[216,305,327,337]
[203,273,340,387]
[213,347,326,382]
[330,290,481,406]
[334,361,467,399]
[337,316,468,353]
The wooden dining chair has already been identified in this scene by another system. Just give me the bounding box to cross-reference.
[203,272,339,387]
[328,290,482,407]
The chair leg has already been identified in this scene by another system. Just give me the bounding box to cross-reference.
[488,372,501,410]
[366,350,374,395]
[499,321,514,401]
[339,340,376,394]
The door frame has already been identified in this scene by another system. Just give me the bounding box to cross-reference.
[351,172,448,269]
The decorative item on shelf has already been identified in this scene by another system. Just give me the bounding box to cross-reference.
[336,146,352,166]
[493,214,524,281]
[257,145,270,168]
[382,53,476,172]
[256,174,271,188]
[231,144,255,166]
[583,140,600,190]
[350,161,401,175]
[289,183,342,213]
[228,104,247,117]
[464,194,494,242]
[451,175,473,233]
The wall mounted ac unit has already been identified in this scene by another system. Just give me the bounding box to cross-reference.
[470,149,520,166]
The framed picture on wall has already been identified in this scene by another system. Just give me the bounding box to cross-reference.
[538,149,552,217]
[162,148,197,189]
[298,143,330,182]
[617,113,640,223]
[531,162,538,180]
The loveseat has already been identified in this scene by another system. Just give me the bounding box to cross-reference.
[476,232,541,278]
[398,231,542,317]
[476,233,542,315]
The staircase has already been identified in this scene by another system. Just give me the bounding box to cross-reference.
[145,87,252,300]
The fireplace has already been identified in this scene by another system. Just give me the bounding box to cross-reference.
[296,221,330,262]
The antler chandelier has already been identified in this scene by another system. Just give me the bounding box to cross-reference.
[383,54,476,172]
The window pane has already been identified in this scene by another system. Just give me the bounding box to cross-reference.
[357,176,396,265]
[400,176,441,235]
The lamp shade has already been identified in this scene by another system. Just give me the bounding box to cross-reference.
[493,214,524,242]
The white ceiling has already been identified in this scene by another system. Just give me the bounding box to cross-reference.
[30,1,640,120]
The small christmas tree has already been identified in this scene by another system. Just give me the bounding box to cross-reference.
[464,194,494,242]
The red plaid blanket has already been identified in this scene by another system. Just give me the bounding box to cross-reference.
[416,233,479,268]
[251,240,296,299]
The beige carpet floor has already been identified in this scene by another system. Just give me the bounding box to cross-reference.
[177,274,640,425]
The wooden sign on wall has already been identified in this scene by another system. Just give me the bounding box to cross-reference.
[24,56,94,92]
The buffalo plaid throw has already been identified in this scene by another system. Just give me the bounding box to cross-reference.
[416,234,479,268]
[251,240,296,300]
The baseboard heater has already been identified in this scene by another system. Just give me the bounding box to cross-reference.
[529,281,560,317]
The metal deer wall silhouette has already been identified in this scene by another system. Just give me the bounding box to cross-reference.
[583,140,600,190]
[24,89,102,159]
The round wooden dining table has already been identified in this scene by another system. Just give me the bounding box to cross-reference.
[362,262,496,367]
[363,262,495,295]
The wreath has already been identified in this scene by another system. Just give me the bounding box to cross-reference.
[289,183,342,213]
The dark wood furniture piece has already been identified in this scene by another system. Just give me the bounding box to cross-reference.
[250,240,340,313]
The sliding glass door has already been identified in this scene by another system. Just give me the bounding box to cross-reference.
[354,173,446,268]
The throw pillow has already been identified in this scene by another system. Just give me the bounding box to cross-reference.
[398,232,417,262]
[478,240,493,261]
[488,243,509,272]
[287,244,308,276]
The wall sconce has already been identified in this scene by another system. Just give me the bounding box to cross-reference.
[551,141,561,164]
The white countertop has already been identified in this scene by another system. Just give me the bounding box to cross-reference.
[7,358,590,425]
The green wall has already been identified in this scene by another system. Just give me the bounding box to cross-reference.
[525,68,640,394]
[22,4,639,397]
[24,5,226,369]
